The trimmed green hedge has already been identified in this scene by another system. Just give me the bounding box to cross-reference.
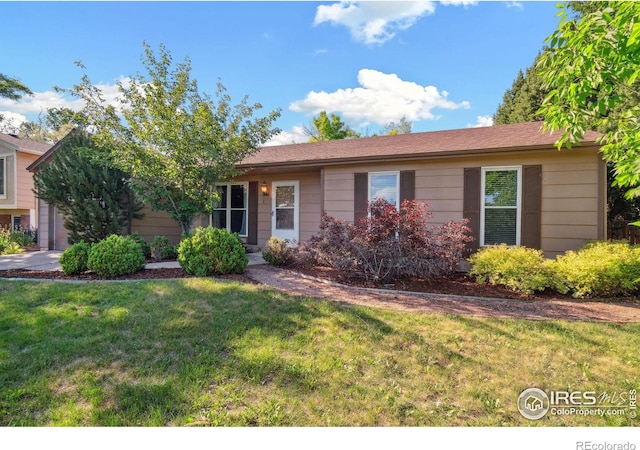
[177,227,248,276]
[87,235,146,278]
[468,241,640,298]
[60,242,92,275]
[468,244,553,295]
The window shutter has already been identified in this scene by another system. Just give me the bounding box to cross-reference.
[400,170,415,203]
[463,167,481,254]
[521,165,542,249]
[247,181,258,245]
[354,173,368,223]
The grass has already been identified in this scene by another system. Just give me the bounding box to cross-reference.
[0,278,638,426]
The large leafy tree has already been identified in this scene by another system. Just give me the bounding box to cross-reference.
[17,108,76,144]
[494,2,640,230]
[33,130,143,244]
[304,111,359,142]
[0,73,32,100]
[61,43,281,233]
[0,73,32,129]
[538,1,640,198]
[383,116,412,136]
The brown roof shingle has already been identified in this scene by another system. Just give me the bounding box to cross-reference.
[0,133,51,155]
[240,122,602,169]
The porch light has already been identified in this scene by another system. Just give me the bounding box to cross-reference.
[261,182,269,196]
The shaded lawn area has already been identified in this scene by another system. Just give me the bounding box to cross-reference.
[0,278,638,426]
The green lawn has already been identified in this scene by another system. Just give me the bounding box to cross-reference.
[0,278,638,426]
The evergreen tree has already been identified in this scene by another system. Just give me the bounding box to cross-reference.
[493,55,547,125]
[33,130,143,244]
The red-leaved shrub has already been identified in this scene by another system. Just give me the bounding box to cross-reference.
[305,199,472,283]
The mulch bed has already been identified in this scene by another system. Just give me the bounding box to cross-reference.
[287,265,579,301]
[0,268,254,284]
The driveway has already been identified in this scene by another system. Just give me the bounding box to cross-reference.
[0,251,63,271]
[0,250,266,272]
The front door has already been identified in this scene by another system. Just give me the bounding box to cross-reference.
[271,181,299,243]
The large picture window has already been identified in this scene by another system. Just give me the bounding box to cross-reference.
[212,183,248,237]
[369,171,399,207]
[481,167,521,246]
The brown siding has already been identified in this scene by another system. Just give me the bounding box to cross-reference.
[130,206,183,244]
[321,146,603,257]
[229,172,322,249]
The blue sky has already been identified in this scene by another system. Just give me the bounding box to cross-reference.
[0,1,562,145]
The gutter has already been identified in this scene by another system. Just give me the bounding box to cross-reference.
[236,142,601,171]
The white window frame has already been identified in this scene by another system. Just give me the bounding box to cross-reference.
[368,171,400,209]
[212,182,249,237]
[0,157,6,199]
[480,166,522,247]
[11,215,21,231]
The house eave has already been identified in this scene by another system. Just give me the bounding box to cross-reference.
[237,143,599,172]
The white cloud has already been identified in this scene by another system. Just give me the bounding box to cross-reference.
[0,77,129,118]
[506,2,523,10]
[314,1,478,45]
[314,1,437,45]
[467,115,494,128]
[0,111,28,132]
[264,125,309,146]
[440,0,478,6]
[290,68,470,126]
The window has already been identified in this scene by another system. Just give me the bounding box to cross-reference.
[12,216,21,231]
[212,183,248,237]
[481,167,521,246]
[0,157,5,197]
[369,171,399,207]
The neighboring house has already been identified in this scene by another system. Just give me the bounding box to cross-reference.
[0,133,51,232]
[27,132,182,250]
[29,122,606,257]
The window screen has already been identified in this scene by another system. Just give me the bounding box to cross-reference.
[483,169,519,246]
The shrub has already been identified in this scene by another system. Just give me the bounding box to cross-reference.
[0,228,24,254]
[307,199,472,283]
[9,229,35,248]
[87,234,146,278]
[177,227,248,276]
[59,242,91,275]
[150,236,178,261]
[551,241,640,298]
[468,245,553,295]
[129,232,151,259]
[262,236,296,266]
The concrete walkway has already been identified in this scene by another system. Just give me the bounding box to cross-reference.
[0,251,64,271]
[0,250,266,271]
